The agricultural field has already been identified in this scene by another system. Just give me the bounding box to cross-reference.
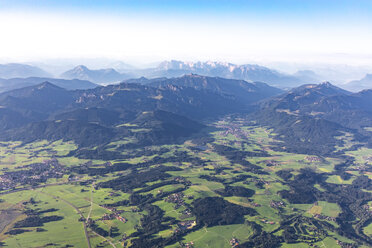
[0,116,371,248]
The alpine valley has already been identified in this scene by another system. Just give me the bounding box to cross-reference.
[0,72,371,248]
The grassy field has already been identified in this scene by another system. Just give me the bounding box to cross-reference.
[0,118,371,247]
[326,175,354,184]
[308,201,341,217]
[363,222,372,237]
[167,224,254,248]
[346,147,372,167]
[1,190,89,247]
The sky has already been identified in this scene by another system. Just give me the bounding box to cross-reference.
[1,0,372,67]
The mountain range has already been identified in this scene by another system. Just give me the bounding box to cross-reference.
[1,71,371,157]
[138,60,321,88]
[59,61,312,87]
[4,61,372,92]
[1,61,324,88]
[0,74,282,148]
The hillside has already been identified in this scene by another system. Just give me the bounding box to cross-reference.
[254,82,372,154]
[0,82,75,121]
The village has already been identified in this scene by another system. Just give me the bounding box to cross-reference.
[100,205,127,223]
[0,159,66,191]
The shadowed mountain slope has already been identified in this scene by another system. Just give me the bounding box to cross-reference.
[254,82,372,155]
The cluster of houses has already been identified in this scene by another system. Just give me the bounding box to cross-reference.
[362,204,372,214]
[0,159,65,191]
[354,165,369,172]
[229,238,239,247]
[180,241,194,248]
[308,244,319,247]
[265,160,280,167]
[336,240,358,248]
[176,220,196,231]
[100,206,127,223]
[216,127,251,141]
[305,156,322,162]
[174,176,191,185]
[181,208,193,218]
[165,192,185,209]
[101,212,127,223]
[270,200,286,209]
[260,218,276,225]
[251,202,261,207]
[164,191,195,220]
[215,120,253,141]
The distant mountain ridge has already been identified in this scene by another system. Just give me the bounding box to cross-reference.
[140,60,321,88]
[125,74,283,105]
[3,61,326,88]
[344,74,372,92]
[0,77,98,93]
[61,65,130,84]
[0,63,51,79]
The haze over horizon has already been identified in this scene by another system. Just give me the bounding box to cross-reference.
[1,0,372,70]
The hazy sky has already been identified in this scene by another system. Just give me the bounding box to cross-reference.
[1,0,372,66]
